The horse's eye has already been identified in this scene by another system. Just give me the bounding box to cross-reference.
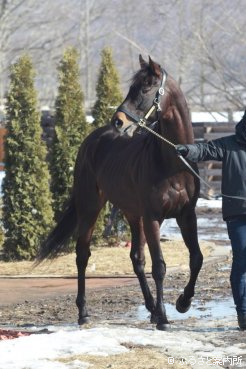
[142,79,152,93]
[143,78,150,87]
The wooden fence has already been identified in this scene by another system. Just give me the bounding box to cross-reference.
[193,122,236,197]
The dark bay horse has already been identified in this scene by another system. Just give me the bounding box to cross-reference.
[38,55,203,330]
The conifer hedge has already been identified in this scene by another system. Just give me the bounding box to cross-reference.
[2,55,54,260]
[92,47,123,128]
[51,47,88,220]
[92,47,124,242]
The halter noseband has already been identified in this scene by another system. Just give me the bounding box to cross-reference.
[116,69,167,132]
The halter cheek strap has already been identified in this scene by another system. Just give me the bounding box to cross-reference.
[153,71,166,112]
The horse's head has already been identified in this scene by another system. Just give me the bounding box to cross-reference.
[112,55,168,136]
[112,55,193,144]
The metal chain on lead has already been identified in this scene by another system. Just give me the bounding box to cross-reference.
[138,119,176,148]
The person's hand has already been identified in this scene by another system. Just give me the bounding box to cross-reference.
[175,145,189,157]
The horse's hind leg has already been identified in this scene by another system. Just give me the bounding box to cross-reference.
[75,189,106,325]
[176,209,203,313]
[128,217,156,315]
[75,219,95,325]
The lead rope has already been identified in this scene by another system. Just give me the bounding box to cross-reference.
[138,119,212,189]
[119,68,246,200]
[138,120,246,200]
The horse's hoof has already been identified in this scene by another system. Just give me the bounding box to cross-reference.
[156,322,170,331]
[78,316,90,325]
[176,294,192,313]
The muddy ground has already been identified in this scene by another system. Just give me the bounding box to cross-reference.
[0,205,246,368]
[1,256,246,368]
[0,206,230,328]
[0,257,232,327]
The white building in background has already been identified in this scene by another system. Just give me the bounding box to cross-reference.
[191,111,244,123]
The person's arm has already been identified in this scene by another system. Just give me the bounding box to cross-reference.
[176,139,225,163]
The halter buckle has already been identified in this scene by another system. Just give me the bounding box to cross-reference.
[154,98,162,112]
[159,86,165,96]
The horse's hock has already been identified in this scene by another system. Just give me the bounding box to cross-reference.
[193,121,236,198]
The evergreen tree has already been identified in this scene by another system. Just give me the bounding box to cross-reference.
[92,47,123,128]
[51,47,88,220]
[2,55,54,260]
[92,47,123,242]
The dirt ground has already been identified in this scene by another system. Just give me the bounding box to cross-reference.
[0,205,246,368]
[0,256,232,327]
[1,256,246,368]
[0,205,228,327]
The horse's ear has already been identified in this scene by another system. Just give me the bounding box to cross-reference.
[148,56,161,77]
[139,54,148,69]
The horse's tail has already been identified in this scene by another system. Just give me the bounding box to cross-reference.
[36,195,77,263]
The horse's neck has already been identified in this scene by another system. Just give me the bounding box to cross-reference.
[160,103,194,146]
[160,79,194,144]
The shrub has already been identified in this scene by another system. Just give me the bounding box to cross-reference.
[2,55,54,260]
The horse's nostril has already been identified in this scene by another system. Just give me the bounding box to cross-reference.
[114,119,124,129]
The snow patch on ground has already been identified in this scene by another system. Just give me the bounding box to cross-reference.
[160,198,228,241]
[0,325,244,369]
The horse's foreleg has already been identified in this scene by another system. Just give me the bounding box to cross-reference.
[176,209,203,313]
[143,217,169,330]
[128,218,155,314]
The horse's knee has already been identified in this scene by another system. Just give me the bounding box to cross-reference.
[76,249,91,269]
[130,251,145,275]
[152,260,166,281]
[197,251,203,269]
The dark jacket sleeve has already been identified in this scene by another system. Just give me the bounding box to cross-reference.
[185,139,225,163]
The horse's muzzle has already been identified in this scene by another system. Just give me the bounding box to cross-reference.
[112,111,138,137]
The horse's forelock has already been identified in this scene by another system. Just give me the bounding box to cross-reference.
[131,67,149,87]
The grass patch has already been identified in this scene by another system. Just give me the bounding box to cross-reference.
[0,240,213,276]
[56,346,190,369]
